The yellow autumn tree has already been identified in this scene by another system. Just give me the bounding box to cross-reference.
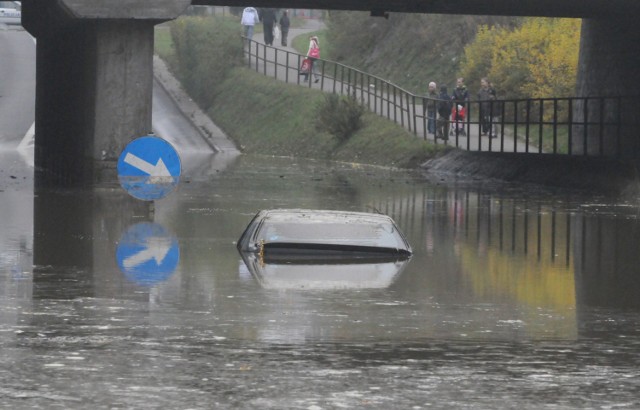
[459,25,502,92]
[520,18,580,98]
[461,18,581,100]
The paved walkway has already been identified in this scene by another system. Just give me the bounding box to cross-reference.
[247,19,540,154]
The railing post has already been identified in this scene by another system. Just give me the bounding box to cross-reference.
[245,38,251,68]
[473,105,480,152]
[490,101,497,152]
[367,74,372,109]
[333,63,338,94]
[616,97,622,158]
[386,83,391,121]
[539,99,544,154]
[399,89,405,128]
[274,48,278,80]
[513,101,519,153]
[598,97,605,156]
[412,95,418,137]
[373,78,378,116]
[567,99,573,155]
[263,44,267,76]
[500,100,505,152]
[254,41,259,72]
[393,87,398,124]
[553,99,558,154]
[465,104,470,151]
[285,51,290,84]
[583,97,589,156]
[525,99,531,153]
[422,97,427,141]
[466,102,471,146]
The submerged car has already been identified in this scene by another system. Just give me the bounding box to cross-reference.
[236,209,412,260]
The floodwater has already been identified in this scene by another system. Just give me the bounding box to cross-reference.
[1,151,639,409]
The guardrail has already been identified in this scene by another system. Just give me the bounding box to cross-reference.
[245,38,640,159]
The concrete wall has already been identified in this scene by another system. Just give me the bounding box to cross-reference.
[421,150,640,194]
[573,18,640,158]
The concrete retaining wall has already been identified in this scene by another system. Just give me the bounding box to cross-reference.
[421,150,640,194]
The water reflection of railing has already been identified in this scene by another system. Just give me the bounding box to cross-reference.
[356,182,640,309]
[366,187,572,267]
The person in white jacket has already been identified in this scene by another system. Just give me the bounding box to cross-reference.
[241,7,260,45]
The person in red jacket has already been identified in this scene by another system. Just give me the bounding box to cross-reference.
[303,36,320,83]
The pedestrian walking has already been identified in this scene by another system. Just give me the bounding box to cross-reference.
[279,10,290,47]
[241,7,260,47]
[303,36,320,83]
[260,8,277,46]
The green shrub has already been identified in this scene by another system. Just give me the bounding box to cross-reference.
[315,93,366,142]
[170,16,243,109]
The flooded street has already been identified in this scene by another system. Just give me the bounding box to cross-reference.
[1,152,639,409]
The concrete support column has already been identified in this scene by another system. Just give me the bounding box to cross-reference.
[21,0,190,188]
[573,18,640,158]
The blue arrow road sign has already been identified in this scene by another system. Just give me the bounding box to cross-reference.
[118,135,181,201]
[116,223,179,286]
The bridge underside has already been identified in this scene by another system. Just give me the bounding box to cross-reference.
[192,0,640,18]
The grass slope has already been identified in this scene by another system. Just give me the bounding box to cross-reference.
[208,68,440,168]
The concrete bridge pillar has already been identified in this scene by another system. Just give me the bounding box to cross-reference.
[21,0,191,188]
[574,18,640,158]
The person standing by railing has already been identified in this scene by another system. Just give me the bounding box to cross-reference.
[477,77,497,137]
[241,7,260,47]
[437,85,453,141]
[452,78,469,136]
[452,77,469,107]
[424,81,438,135]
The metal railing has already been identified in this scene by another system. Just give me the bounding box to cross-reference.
[245,38,640,159]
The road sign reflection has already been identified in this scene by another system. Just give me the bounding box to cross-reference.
[116,223,179,286]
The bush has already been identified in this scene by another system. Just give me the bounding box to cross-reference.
[170,16,244,109]
[315,93,365,142]
[461,18,580,101]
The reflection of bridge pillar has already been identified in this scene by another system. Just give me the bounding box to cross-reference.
[573,214,640,310]
[33,189,152,299]
[21,1,190,188]
[574,18,640,158]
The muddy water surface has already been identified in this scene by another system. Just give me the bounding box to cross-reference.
[1,153,639,409]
